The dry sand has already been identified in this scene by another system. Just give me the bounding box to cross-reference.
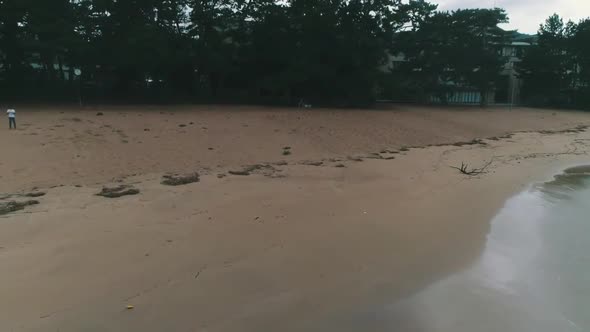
[1,105,590,331]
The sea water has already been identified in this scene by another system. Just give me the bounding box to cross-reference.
[380,166,590,331]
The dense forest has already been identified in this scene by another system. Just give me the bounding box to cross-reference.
[0,0,589,107]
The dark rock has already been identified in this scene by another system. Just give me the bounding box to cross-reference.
[451,139,486,147]
[161,173,200,186]
[97,185,140,198]
[229,164,276,177]
[24,192,46,198]
[229,170,251,176]
[0,200,40,215]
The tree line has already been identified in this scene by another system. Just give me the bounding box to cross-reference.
[519,15,590,108]
[0,0,589,108]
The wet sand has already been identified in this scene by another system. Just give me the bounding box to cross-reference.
[368,168,590,332]
[1,105,590,331]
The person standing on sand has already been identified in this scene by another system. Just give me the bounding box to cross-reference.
[7,108,16,129]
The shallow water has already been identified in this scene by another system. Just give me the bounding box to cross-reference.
[303,167,590,332]
[373,167,590,332]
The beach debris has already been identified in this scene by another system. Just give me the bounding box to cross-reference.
[347,156,363,162]
[451,160,493,176]
[126,305,135,310]
[24,191,46,198]
[282,146,292,156]
[217,173,226,179]
[96,112,104,116]
[96,185,140,198]
[540,125,588,135]
[451,139,487,147]
[229,164,277,176]
[302,160,323,166]
[298,99,312,108]
[365,153,384,160]
[0,200,40,215]
[229,169,252,176]
[399,147,410,152]
[161,173,200,186]
[178,124,187,127]
[335,163,346,168]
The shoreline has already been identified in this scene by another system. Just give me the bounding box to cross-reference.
[1,107,590,331]
[2,105,590,192]
[367,162,590,332]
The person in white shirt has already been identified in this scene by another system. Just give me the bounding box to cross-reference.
[7,109,16,129]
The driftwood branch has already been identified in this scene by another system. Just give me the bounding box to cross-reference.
[451,159,493,176]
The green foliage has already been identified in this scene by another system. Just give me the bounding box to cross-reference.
[395,8,509,105]
[572,19,590,107]
[518,15,590,108]
[3,1,586,108]
[0,0,441,105]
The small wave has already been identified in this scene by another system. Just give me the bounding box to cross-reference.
[382,166,590,331]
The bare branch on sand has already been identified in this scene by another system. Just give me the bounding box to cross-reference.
[451,159,494,176]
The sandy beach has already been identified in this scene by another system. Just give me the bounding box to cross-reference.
[2,105,590,331]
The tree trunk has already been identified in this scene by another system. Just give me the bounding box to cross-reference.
[480,89,488,107]
[57,56,66,81]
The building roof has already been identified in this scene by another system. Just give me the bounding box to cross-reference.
[511,41,531,46]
